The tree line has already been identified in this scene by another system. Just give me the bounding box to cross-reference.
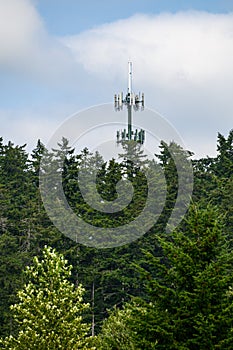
[0,130,232,348]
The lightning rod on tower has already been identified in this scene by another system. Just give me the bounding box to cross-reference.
[114,62,145,144]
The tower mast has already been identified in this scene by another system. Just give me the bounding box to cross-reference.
[127,61,133,141]
[114,62,145,144]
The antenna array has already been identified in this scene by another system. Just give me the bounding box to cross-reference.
[114,62,145,144]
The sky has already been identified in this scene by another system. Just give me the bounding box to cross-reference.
[1,0,233,158]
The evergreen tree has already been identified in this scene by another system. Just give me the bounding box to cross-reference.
[1,131,232,346]
[215,130,233,178]
[0,246,95,350]
[97,203,233,349]
[155,141,193,231]
[0,233,27,337]
[131,203,233,349]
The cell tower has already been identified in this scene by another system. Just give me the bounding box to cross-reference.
[114,62,145,144]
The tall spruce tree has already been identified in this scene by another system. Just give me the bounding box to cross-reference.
[133,203,233,349]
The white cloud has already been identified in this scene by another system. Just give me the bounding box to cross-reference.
[0,0,42,59]
[0,0,77,82]
[0,4,232,158]
[64,12,233,86]
[63,12,233,157]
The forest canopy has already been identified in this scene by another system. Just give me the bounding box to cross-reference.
[0,130,232,349]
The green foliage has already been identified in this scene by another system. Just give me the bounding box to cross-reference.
[95,305,137,349]
[0,246,95,350]
[96,204,233,349]
[131,204,233,349]
[155,140,193,230]
[0,130,232,346]
[0,234,28,337]
[215,130,233,178]
[96,302,160,349]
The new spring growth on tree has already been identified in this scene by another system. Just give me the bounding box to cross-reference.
[0,246,95,350]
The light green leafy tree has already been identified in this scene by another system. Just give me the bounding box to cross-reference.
[95,305,137,350]
[0,246,95,350]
